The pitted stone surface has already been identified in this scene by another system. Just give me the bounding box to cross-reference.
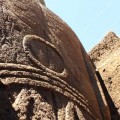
[0,0,111,120]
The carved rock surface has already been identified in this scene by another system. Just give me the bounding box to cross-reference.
[89,32,120,119]
[0,0,110,120]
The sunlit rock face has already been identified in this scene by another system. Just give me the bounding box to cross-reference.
[0,0,111,120]
[90,32,120,120]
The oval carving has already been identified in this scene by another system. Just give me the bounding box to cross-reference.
[23,35,64,74]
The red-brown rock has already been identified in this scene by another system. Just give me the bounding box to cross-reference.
[0,0,111,119]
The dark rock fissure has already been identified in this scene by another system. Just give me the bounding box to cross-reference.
[96,70,120,120]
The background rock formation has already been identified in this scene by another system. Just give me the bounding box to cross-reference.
[89,32,120,120]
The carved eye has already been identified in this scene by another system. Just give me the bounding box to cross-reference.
[23,35,64,75]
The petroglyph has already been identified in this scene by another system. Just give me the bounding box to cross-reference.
[0,0,111,119]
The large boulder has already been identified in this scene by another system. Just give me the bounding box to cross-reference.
[0,0,110,119]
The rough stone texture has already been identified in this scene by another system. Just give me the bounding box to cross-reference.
[39,0,46,6]
[0,0,110,120]
[89,32,120,120]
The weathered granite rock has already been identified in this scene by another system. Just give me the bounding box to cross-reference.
[0,0,110,120]
[89,32,120,120]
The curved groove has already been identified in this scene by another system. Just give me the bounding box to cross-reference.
[0,63,87,106]
[23,35,67,78]
[0,63,88,105]
[0,64,100,119]
[0,63,43,73]
[0,63,86,103]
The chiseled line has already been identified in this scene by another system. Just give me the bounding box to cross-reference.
[0,65,99,119]
[0,67,87,106]
[0,63,91,110]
